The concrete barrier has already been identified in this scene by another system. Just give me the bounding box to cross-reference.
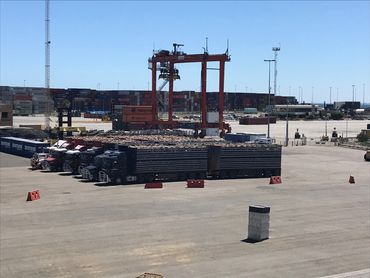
[248,205,270,242]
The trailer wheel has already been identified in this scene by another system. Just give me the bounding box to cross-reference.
[114,177,122,185]
[138,175,145,183]
[219,170,227,179]
[265,170,272,177]
[197,172,207,179]
[43,162,51,171]
[187,173,196,180]
[145,174,155,183]
[178,173,186,181]
[229,170,237,179]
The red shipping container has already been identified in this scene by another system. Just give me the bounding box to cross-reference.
[14,95,32,101]
[122,114,153,122]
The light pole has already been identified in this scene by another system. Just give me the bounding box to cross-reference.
[285,98,289,147]
[363,83,365,108]
[264,59,275,138]
[352,84,355,117]
[272,46,280,97]
[311,86,314,104]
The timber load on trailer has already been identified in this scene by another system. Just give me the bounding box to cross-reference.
[28,135,282,185]
[208,144,281,179]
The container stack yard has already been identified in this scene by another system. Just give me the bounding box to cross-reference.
[1,2,369,275]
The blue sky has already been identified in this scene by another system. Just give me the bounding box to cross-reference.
[1,1,369,103]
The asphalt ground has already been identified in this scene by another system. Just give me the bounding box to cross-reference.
[0,146,369,277]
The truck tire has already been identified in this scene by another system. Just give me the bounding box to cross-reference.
[114,177,122,185]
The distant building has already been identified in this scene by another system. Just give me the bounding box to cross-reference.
[334,101,361,111]
[272,104,322,118]
[0,102,13,126]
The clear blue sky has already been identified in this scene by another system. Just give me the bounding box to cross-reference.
[1,1,369,103]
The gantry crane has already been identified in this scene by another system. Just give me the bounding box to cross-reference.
[148,43,231,137]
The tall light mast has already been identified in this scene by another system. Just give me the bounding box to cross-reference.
[45,0,51,129]
[272,46,280,97]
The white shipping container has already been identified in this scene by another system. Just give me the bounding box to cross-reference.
[33,96,47,101]
[13,91,29,97]
[207,112,219,123]
[32,91,46,96]
[206,128,219,137]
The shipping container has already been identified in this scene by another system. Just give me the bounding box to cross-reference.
[239,116,277,125]
[13,95,32,101]
[207,112,219,123]
[123,105,152,114]
[122,114,153,122]
[0,137,50,158]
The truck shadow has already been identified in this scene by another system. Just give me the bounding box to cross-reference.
[93,182,127,187]
[58,173,74,176]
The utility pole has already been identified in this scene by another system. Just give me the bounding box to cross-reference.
[264,59,275,138]
[352,84,355,116]
[311,86,314,104]
[272,46,280,97]
[363,83,365,108]
[285,98,289,147]
[44,0,51,129]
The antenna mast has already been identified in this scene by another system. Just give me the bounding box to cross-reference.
[45,0,51,129]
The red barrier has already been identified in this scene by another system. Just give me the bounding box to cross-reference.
[145,182,163,189]
[187,179,205,188]
[269,176,282,184]
[26,190,40,201]
[349,175,355,184]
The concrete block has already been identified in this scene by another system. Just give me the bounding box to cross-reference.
[248,205,270,241]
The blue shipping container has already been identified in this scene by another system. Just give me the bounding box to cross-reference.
[224,133,250,143]
[0,137,50,158]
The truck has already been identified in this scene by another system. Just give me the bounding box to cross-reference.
[41,148,69,171]
[77,147,105,175]
[41,141,88,172]
[96,144,281,185]
[62,145,88,174]
[30,140,71,170]
[98,150,127,184]
[81,150,118,182]
[98,146,208,184]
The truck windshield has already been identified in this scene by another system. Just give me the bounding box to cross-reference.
[93,156,103,168]
[65,153,78,160]
[51,151,64,158]
[102,156,118,169]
